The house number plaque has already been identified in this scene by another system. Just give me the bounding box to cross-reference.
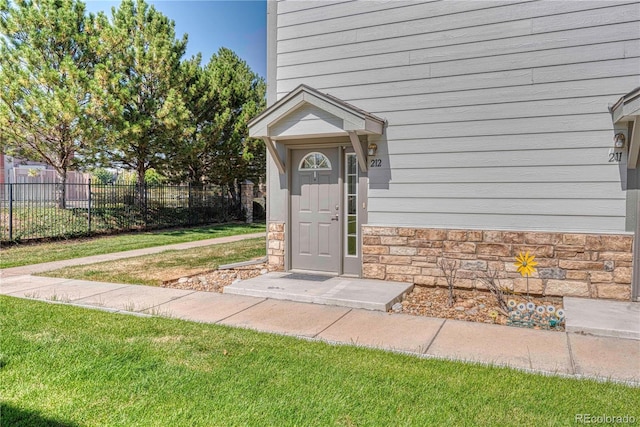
[608,151,623,163]
[608,148,624,163]
[370,158,382,168]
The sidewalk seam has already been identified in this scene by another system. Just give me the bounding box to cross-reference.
[6,276,132,301]
[141,290,199,313]
[565,333,577,375]
[214,296,268,324]
[423,319,447,354]
[61,282,133,302]
[312,308,353,338]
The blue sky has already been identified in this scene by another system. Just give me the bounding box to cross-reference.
[84,0,267,77]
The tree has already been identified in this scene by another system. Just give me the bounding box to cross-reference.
[168,48,265,201]
[206,48,266,200]
[165,54,211,186]
[96,0,189,188]
[0,0,103,207]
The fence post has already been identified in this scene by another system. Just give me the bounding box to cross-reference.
[222,185,228,222]
[142,183,148,228]
[87,178,92,234]
[146,183,150,228]
[241,180,254,224]
[188,183,193,226]
[8,183,13,241]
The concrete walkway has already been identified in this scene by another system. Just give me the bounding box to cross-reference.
[1,233,638,386]
[565,297,640,340]
[224,271,413,311]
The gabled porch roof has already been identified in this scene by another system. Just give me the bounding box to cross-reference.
[248,84,385,139]
[611,87,640,169]
[248,85,385,174]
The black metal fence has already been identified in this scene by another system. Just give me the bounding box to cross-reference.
[0,182,242,242]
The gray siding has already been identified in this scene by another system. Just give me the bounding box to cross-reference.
[271,0,640,232]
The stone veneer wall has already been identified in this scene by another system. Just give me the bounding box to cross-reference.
[267,222,285,271]
[362,227,633,301]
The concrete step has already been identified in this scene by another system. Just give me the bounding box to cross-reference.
[224,272,414,311]
[564,297,640,340]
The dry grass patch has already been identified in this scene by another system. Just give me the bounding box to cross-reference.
[41,238,265,286]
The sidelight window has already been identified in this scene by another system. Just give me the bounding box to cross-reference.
[345,153,358,256]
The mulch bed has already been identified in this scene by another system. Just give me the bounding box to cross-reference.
[399,285,564,330]
[162,263,271,293]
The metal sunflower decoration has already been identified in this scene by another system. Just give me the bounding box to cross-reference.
[514,251,538,299]
[514,251,538,277]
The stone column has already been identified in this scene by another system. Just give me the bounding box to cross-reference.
[240,180,254,224]
[267,222,285,270]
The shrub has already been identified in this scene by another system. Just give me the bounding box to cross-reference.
[91,168,115,185]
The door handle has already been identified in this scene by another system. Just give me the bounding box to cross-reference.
[331,214,339,221]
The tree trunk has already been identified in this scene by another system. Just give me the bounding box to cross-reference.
[56,169,67,209]
[228,181,239,206]
[136,164,146,204]
[136,164,146,191]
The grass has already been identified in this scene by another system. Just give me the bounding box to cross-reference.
[0,223,265,269]
[42,238,266,286]
[2,297,638,426]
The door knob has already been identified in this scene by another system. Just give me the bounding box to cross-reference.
[331,214,339,221]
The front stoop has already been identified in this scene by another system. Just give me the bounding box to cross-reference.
[564,297,640,340]
[223,272,413,311]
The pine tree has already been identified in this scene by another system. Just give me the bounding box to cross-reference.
[97,0,189,188]
[169,48,265,201]
[206,47,265,200]
[0,0,103,208]
[166,54,211,186]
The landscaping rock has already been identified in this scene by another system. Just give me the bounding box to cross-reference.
[164,264,268,293]
[392,302,403,313]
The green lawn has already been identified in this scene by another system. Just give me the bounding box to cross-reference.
[2,297,638,426]
[0,223,265,269]
[43,238,266,286]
